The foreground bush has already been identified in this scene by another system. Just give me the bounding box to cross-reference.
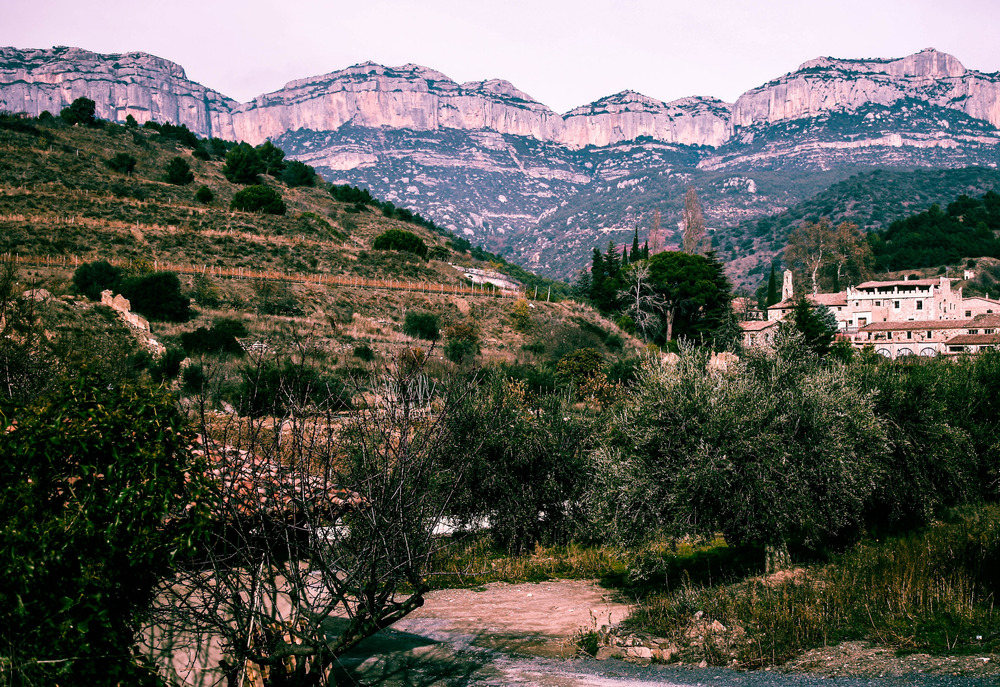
[403,310,440,341]
[0,375,208,684]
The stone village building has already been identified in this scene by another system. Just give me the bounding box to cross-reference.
[739,270,1000,357]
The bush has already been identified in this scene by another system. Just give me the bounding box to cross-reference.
[106,152,137,175]
[510,298,532,331]
[72,260,123,300]
[353,343,375,361]
[254,280,301,316]
[231,185,286,215]
[0,375,207,684]
[330,184,374,204]
[555,348,604,385]
[373,229,427,258]
[432,373,591,552]
[182,363,207,393]
[59,96,97,126]
[280,160,316,187]
[119,271,191,322]
[164,156,194,185]
[180,318,248,356]
[149,347,185,382]
[194,185,214,203]
[236,360,350,417]
[444,321,480,364]
[222,142,264,184]
[403,310,440,341]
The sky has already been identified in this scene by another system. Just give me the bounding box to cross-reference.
[3,0,1000,113]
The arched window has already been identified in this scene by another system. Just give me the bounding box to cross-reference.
[919,347,936,357]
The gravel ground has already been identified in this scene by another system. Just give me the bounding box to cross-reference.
[333,580,999,687]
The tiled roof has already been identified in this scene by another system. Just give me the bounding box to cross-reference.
[739,319,780,332]
[969,313,1000,327]
[859,319,971,332]
[945,333,1000,345]
[769,292,848,310]
[855,279,941,289]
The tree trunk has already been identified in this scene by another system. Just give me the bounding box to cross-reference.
[765,541,791,574]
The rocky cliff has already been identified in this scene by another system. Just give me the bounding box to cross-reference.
[2,45,999,283]
[0,46,238,136]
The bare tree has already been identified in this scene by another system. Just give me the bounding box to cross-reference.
[647,209,665,255]
[785,219,872,294]
[681,188,707,255]
[617,262,665,340]
[148,354,471,687]
[784,219,830,295]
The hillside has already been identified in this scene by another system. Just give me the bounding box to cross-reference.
[4,46,1000,282]
[0,114,638,401]
[716,167,1000,287]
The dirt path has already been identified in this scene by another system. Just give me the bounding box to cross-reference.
[335,580,998,687]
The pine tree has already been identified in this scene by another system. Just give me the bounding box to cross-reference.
[631,228,641,261]
[622,244,630,265]
[604,241,621,280]
[642,241,649,260]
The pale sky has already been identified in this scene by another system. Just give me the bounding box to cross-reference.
[3,0,999,113]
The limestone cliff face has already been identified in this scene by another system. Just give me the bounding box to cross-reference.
[731,48,1000,131]
[560,91,730,147]
[0,46,237,137]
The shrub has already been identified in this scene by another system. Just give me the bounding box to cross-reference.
[182,363,207,393]
[106,152,137,175]
[555,348,604,385]
[236,360,350,417]
[72,260,123,300]
[373,229,427,258]
[330,184,374,204]
[231,185,286,215]
[403,310,440,341]
[254,280,301,316]
[59,96,97,126]
[444,321,480,364]
[0,375,208,684]
[280,160,316,187]
[119,271,191,322]
[180,318,248,356]
[149,347,185,381]
[510,298,532,331]
[124,114,138,128]
[194,185,214,203]
[353,343,375,361]
[164,156,194,185]
[222,142,264,184]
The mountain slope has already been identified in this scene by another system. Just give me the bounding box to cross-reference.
[3,46,1000,281]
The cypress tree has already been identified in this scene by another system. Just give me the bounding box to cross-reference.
[632,227,641,261]
[766,264,779,306]
[642,241,650,260]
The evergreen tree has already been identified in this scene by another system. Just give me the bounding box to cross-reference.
[632,228,641,261]
[591,248,606,302]
[642,241,650,260]
[766,264,779,306]
[605,241,621,280]
[622,244,629,265]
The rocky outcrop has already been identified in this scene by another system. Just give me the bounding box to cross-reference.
[731,48,1000,131]
[0,46,238,137]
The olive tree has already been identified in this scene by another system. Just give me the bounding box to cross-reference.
[589,343,885,570]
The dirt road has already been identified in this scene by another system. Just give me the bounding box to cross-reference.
[334,580,997,687]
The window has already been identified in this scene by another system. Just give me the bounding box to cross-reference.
[926,331,932,338]
[875,300,881,306]
[894,301,900,309]
[969,330,980,335]
[906,331,912,339]
[916,301,923,310]
[966,311,972,317]
[887,331,893,340]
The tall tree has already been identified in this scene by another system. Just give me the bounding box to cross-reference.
[766,264,779,306]
[648,210,665,255]
[631,227,641,262]
[831,221,873,289]
[617,262,666,340]
[785,219,832,295]
[682,188,707,255]
[646,251,733,343]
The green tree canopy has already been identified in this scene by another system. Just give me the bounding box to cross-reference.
[163,156,194,185]
[222,142,265,184]
[373,229,428,258]
[230,184,286,215]
[60,97,97,126]
[646,251,734,344]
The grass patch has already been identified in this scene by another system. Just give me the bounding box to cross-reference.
[624,506,1000,667]
[425,535,628,589]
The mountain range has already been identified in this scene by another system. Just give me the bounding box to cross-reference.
[3,45,999,283]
